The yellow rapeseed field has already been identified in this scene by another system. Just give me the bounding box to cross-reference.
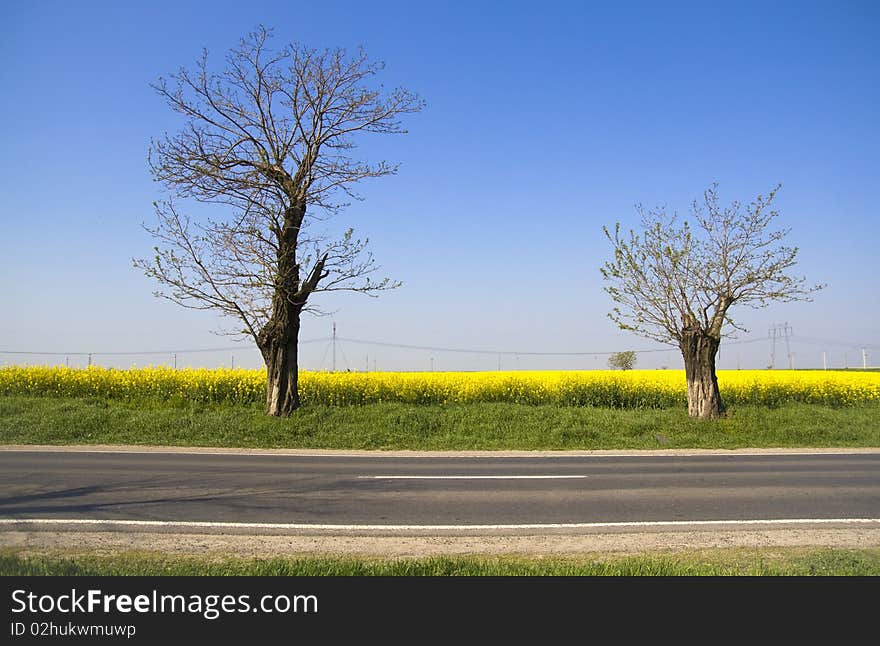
[1,366,878,408]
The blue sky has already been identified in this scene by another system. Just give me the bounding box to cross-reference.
[1,0,878,371]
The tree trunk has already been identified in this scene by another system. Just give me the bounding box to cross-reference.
[257,200,309,417]
[679,328,723,419]
[259,315,301,417]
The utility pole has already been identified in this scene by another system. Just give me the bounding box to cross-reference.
[332,322,337,372]
[863,349,868,370]
[786,330,792,369]
[768,323,793,369]
[231,355,235,370]
[430,357,434,372]
[173,353,177,370]
[87,353,92,367]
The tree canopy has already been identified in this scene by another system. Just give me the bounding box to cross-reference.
[137,26,424,339]
[601,184,824,346]
[607,351,637,370]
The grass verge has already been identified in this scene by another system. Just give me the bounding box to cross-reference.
[2,548,879,575]
[1,395,878,450]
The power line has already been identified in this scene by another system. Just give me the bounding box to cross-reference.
[334,336,665,356]
[0,338,326,357]
[4,333,874,362]
[787,336,880,351]
[334,336,765,357]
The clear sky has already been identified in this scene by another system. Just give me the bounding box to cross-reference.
[1,0,878,371]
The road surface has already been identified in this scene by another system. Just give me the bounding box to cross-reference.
[1,447,878,535]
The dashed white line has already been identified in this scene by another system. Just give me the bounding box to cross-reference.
[358,475,589,480]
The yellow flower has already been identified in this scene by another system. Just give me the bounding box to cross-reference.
[1,366,877,407]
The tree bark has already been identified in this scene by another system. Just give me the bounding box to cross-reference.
[259,312,301,417]
[255,200,309,417]
[679,328,723,419]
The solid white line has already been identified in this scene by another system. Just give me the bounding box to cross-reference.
[358,475,588,480]
[1,518,878,531]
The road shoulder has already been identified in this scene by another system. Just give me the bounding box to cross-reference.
[5,528,880,558]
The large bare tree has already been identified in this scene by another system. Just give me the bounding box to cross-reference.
[601,184,823,419]
[136,27,423,416]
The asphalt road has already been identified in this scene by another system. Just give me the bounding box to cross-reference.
[1,449,878,533]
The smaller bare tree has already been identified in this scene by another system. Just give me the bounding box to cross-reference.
[608,351,637,371]
[601,184,823,419]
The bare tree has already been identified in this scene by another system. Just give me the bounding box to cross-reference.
[135,26,423,416]
[608,351,637,371]
[601,184,824,419]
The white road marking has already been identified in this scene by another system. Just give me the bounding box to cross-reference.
[1,518,878,531]
[358,475,589,480]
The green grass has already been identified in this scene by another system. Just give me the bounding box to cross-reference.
[2,548,879,576]
[1,395,878,450]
